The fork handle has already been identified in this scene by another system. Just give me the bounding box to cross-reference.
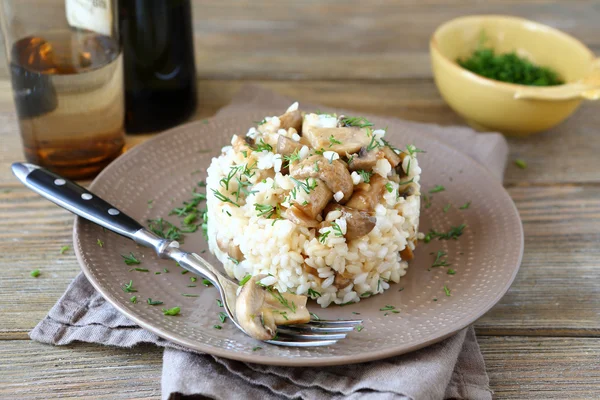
[11,162,145,239]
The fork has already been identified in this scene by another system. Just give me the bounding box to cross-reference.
[12,162,362,347]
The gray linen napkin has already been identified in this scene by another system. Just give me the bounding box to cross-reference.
[30,86,508,400]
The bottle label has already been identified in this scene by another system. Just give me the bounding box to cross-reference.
[65,0,112,36]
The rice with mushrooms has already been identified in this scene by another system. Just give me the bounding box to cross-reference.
[206,103,422,307]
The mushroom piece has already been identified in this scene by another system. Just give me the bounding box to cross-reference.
[348,147,378,171]
[217,237,244,262]
[279,109,303,132]
[400,245,414,261]
[345,174,388,211]
[284,206,320,228]
[294,178,333,218]
[235,275,310,340]
[276,135,303,157]
[290,155,354,203]
[323,203,376,240]
[302,127,370,154]
[231,134,253,154]
[381,146,402,168]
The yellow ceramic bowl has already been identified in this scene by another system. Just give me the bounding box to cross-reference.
[430,15,600,136]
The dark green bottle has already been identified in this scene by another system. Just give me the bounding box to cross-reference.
[119,0,197,133]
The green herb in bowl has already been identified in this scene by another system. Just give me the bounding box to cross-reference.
[457,47,564,86]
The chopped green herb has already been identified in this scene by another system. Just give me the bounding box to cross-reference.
[379,305,397,312]
[181,293,199,297]
[190,276,197,282]
[357,170,372,183]
[340,116,374,128]
[307,288,321,298]
[421,194,432,210]
[352,311,361,315]
[254,203,277,218]
[255,118,267,125]
[187,285,196,288]
[130,296,137,303]
[239,274,252,286]
[360,291,373,298]
[406,158,411,175]
[212,189,240,208]
[163,268,169,273]
[426,224,467,242]
[431,251,451,268]
[385,182,394,193]
[443,203,451,213]
[356,325,364,332]
[267,287,296,313]
[290,177,317,194]
[366,130,381,152]
[218,312,228,323]
[30,269,40,278]
[309,312,320,320]
[162,307,181,316]
[282,150,301,167]
[183,212,197,225]
[213,324,222,330]
[254,138,273,152]
[328,135,342,147]
[147,298,163,305]
[405,144,426,157]
[398,287,405,292]
[202,279,213,287]
[429,185,445,193]
[515,159,527,169]
[147,218,182,241]
[443,285,451,296]
[459,201,471,210]
[458,47,564,86]
[398,177,415,186]
[252,346,262,351]
[129,267,149,272]
[319,230,330,244]
[331,222,344,237]
[96,239,104,247]
[241,150,248,158]
[216,299,223,307]
[433,298,438,302]
[181,270,189,275]
[228,256,240,265]
[447,269,456,275]
[122,280,137,293]
[60,245,69,254]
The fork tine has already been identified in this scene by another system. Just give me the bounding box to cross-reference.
[306,319,363,326]
[265,338,339,347]
[283,324,356,333]
[276,328,348,340]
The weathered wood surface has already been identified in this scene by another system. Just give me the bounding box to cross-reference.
[1,1,600,394]
[1,337,599,399]
[0,1,599,80]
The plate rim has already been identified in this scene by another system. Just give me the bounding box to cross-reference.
[73,116,524,366]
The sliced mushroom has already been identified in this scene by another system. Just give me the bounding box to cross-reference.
[348,147,378,171]
[323,203,376,240]
[381,146,402,168]
[279,109,303,132]
[400,245,414,261]
[293,178,333,218]
[235,275,310,340]
[302,127,370,154]
[290,155,353,203]
[334,273,352,289]
[276,135,304,157]
[284,206,320,228]
[217,237,244,261]
[345,174,387,211]
[232,134,253,153]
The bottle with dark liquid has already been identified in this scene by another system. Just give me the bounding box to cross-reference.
[119,0,197,133]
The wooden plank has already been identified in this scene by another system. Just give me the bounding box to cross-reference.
[0,337,598,399]
[2,79,600,186]
[2,184,599,338]
[0,1,598,80]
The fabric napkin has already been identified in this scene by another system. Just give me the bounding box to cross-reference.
[30,86,508,400]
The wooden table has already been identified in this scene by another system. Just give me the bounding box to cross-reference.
[1,1,600,398]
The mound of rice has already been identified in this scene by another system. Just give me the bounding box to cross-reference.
[206,103,421,307]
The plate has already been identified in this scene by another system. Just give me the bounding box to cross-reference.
[74,112,523,366]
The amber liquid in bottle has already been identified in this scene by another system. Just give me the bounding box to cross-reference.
[10,30,125,179]
[119,0,197,133]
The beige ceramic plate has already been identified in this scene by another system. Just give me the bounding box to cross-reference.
[74,113,523,366]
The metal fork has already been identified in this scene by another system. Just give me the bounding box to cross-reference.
[12,162,362,347]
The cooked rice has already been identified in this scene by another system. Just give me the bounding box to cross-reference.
[206,105,421,307]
